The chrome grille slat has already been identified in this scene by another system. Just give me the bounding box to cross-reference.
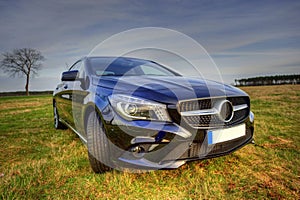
[233,104,248,111]
[181,108,218,116]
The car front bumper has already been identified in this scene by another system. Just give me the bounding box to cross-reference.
[102,109,254,171]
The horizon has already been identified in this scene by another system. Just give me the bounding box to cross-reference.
[0,73,298,94]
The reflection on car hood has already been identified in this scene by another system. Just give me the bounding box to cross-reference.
[92,76,247,104]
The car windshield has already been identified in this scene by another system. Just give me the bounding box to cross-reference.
[88,57,179,77]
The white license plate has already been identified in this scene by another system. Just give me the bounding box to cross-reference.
[207,124,246,145]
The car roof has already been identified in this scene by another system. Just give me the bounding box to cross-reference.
[84,56,152,63]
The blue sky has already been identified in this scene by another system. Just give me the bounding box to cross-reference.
[0,0,299,92]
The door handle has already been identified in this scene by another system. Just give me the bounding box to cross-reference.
[64,85,68,89]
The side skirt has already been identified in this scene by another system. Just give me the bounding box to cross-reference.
[59,118,87,146]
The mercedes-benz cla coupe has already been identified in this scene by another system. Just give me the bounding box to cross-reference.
[53,56,254,173]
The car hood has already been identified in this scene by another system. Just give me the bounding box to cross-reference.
[92,76,248,105]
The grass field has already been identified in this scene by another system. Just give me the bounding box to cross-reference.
[0,85,299,199]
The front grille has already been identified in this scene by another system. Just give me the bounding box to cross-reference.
[178,96,250,128]
[179,98,212,111]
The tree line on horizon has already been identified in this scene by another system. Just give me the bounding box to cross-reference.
[235,74,300,86]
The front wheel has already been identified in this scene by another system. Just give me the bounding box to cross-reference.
[86,111,113,173]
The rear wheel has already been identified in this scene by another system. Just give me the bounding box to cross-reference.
[86,111,113,173]
[53,102,67,129]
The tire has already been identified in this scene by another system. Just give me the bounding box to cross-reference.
[53,102,67,129]
[86,111,113,173]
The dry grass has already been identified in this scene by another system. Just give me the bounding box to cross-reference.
[0,85,299,199]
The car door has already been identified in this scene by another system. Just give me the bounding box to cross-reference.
[71,60,90,135]
[56,60,82,126]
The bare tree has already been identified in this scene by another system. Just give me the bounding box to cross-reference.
[0,48,45,96]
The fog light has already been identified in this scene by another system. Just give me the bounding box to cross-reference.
[130,145,145,158]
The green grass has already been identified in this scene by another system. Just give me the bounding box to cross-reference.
[0,85,299,199]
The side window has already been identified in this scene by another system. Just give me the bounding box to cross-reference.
[69,60,85,79]
[69,60,82,71]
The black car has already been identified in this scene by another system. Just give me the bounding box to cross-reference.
[53,56,254,173]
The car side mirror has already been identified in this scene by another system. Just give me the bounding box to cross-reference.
[61,70,79,81]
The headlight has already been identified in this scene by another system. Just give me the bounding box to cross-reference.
[108,94,171,122]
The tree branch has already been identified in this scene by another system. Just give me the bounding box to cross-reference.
[0,48,45,94]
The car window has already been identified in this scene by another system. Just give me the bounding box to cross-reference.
[68,60,86,79]
[88,57,178,77]
[69,60,82,71]
[139,63,173,76]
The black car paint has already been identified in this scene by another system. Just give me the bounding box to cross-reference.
[53,57,254,169]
